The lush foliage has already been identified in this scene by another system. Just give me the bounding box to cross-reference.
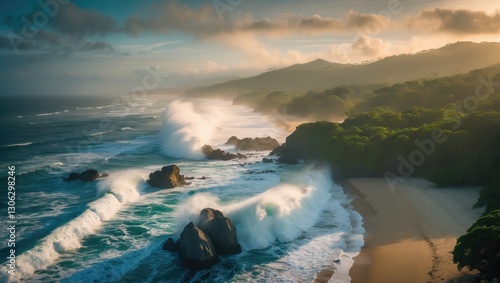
[453,210,500,280]
[283,107,500,183]
[234,64,500,120]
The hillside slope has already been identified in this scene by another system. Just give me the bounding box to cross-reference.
[187,42,500,97]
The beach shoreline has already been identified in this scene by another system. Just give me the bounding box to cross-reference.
[344,178,484,283]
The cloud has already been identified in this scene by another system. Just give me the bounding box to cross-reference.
[124,1,219,36]
[407,8,500,35]
[80,41,116,52]
[122,3,391,38]
[351,35,385,57]
[180,60,231,75]
[47,2,119,38]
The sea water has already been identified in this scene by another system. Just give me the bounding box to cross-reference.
[0,95,363,283]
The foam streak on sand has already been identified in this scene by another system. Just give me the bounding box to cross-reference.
[347,178,484,283]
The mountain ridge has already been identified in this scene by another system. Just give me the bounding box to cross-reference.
[186,41,500,97]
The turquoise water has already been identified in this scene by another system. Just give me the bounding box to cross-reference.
[0,95,363,283]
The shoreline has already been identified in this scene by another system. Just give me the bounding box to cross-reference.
[344,178,483,283]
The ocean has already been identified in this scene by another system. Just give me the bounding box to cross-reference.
[0,95,363,283]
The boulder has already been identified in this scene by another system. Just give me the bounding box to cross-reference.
[278,155,299,165]
[178,222,219,270]
[232,137,280,151]
[225,136,239,145]
[262,158,273,163]
[162,237,178,253]
[64,169,106,182]
[270,144,300,165]
[202,145,246,161]
[147,165,188,189]
[198,208,242,255]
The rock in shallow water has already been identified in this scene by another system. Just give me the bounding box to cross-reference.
[147,165,189,189]
[226,136,280,151]
[198,208,242,255]
[177,222,219,270]
[162,237,177,253]
[64,169,107,182]
[201,144,246,161]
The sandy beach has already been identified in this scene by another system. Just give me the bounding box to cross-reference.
[346,178,484,283]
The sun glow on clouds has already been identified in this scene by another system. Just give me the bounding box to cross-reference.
[1,0,500,94]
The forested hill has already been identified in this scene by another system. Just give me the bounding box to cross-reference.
[187,42,500,97]
[271,66,500,254]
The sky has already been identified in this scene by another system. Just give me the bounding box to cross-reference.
[1,0,500,96]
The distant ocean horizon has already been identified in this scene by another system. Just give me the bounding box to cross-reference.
[0,94,363,282]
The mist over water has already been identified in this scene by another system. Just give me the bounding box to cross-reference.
[0,96,362,283]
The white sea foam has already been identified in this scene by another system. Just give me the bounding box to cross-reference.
[159,100,224,159]
[3,142,33,148]
[36,112,60,116]
[0,170,146,282]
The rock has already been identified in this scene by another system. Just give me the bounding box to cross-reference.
[162,237,178,253]
[225,136,239,145]
[178,222,219,270]
[202,145,246,161]
[245,170,276,174]
[233,137,280,151]
[262,158,273,163]
[147,165,188,189]
[198,208,242,255]
[270,145,285,156]
[278,155,299,165]
[79,169,99,182]
[64,169,106,182]
[270,144,300,165]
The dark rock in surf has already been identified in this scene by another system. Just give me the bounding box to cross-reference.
[270,144,300,165]
[198,208,242,255]
[177,222,219,270]
[225,136,239,145]
[201,145,246,161]
[262,158,273,163]
[226,136,280,151]
[278,155,299,165]
[64,169,106,182]
[147,165,188,189]
[245,170,276,174]
[163,237,178,253]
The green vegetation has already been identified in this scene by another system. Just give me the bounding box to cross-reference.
[233,84,380,120]
[281,107,500,184]
[355,65,500,112]
[453,210,500,280]
[233,63,500,121]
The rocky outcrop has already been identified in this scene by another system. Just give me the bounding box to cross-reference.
[177,222,219,270]
[198,208,242,255]
[262,158,274,163]
[164,209,242,270]
[225,136,239,145]
[270,144,300,165]
[226,136,280,151]
[162,237,177,253]
[202,145,246,161]
[147,165,189,189]
[64,169,108,182]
